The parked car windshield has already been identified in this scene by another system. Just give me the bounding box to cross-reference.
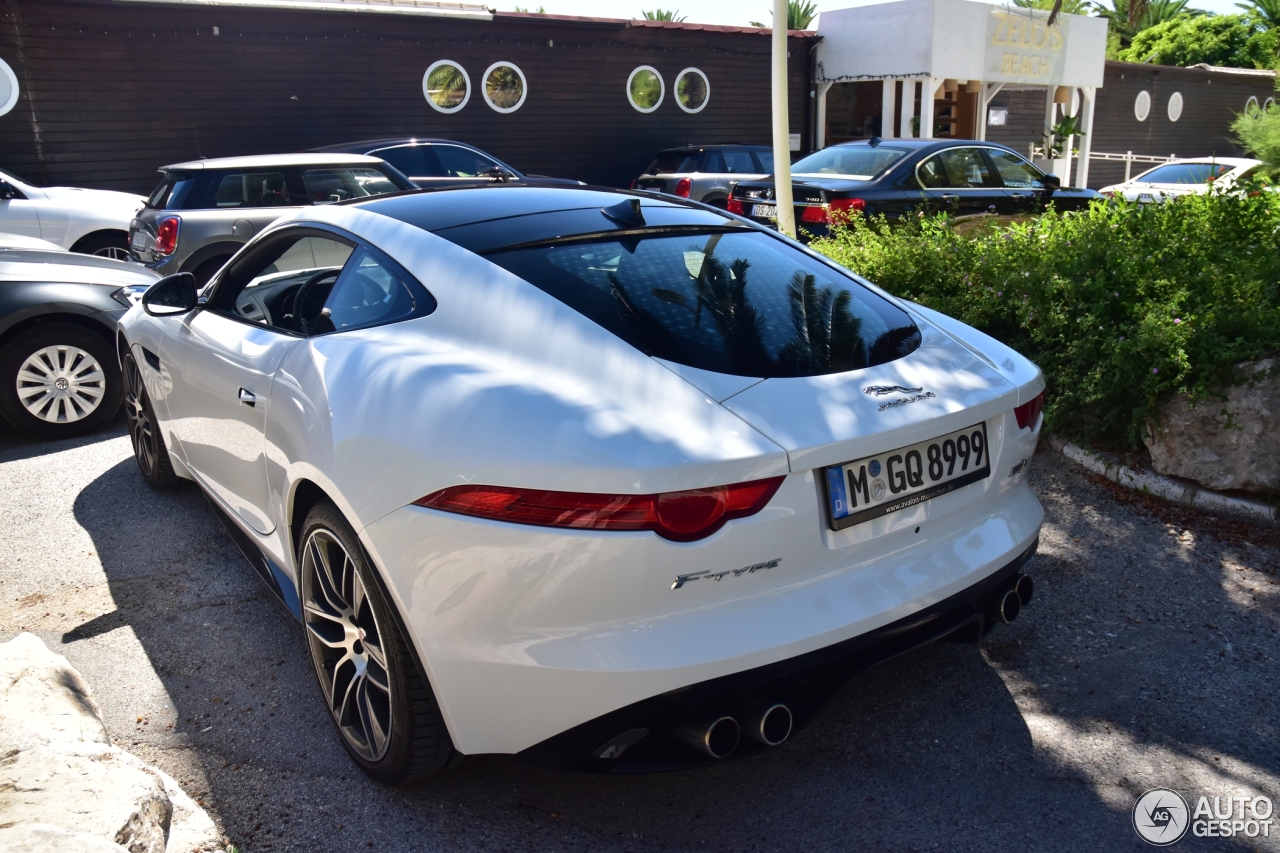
[487,230,920,377]
[1137,163,1232,184]
[791,145,909,179]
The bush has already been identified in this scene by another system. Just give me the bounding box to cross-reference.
[1115,13,1279,69]
[809,191,1280,450]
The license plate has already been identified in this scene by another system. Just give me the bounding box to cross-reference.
[130,231,146,250]
[824,422,991,530]
[751,203,777,220]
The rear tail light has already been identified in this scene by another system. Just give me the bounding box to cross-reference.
[1100,190,1114,199]
[727,198,745,215]
[675,177,692,198]
[414,477,785,542]
[1014,391,1045,430]
[154,216,181,256]
[798,198,866,225]
[630,178,637,189]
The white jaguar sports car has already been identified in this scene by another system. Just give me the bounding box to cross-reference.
[119,186,1045,782]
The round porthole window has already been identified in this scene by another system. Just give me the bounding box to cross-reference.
[1167,91,1183,122]
[675,68,709,113]
[423,60,470,114]
[627,66,664,113]
[1245,95,1260,116]
[482,62,527,113]
[1134,90,1151,122]
[1266,97,1276,114]
[0,59,19,117]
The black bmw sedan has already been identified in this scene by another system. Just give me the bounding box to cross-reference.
[729,138,1101,238]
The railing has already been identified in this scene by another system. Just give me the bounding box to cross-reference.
[1088,151,1177,182]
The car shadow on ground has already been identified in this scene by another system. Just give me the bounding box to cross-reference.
[56,450,1280,852]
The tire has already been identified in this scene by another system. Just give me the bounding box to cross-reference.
[72,232,130,261]
[191,256,231,288]
[299,503,455,784]
[122,352,178,488]
[0,323,122,438]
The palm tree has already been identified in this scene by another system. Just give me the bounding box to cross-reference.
[1012,0,1093,15]
[750,1,819,29]
[426,63,468,109]
[776,272,866,375]
[1093,0,1201,44]
[1236,0,1280,27]
[641,9,687,21]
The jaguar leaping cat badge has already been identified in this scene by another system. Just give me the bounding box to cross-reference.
[863,385,923,397]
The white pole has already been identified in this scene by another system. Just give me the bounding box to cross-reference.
[881,78,897,139]
[815,81,832,150]
[771,0,795,239]
[899,80,915,139]
[920,78,938,140]
[1076,87,1096,189]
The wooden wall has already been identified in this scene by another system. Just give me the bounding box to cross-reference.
[0,1,815,194]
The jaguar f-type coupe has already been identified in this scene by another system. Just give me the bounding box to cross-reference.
[118,186,1045,783]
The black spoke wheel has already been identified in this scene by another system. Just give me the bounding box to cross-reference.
[122,352,176,487]
[299,503,455,783]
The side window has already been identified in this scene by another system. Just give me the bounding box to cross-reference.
[301,168,402,203]
[206,171,303,208]
[700,151,726,173]
[375,146,430,177]
[723,150,757,173]
[986,149,1043,189]
[936,148,994,188]
[754,150,775,172]
[209,232,355,334]
[916,156,948,189]
[299,246,436,335]
[435,145,498,178]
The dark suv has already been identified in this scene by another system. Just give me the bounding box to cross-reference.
[313,138,584,188]
[633,144,773,207]
[128,154,414,285]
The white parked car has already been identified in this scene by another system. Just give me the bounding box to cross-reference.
[0,167,145,259]
[1100,157,1263,202]
[0,231,67,252]
[118,187,1045,781]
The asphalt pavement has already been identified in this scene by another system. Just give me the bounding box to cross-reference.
[1,414,1278,852]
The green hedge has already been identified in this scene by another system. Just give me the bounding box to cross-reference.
[809,190,1280,450]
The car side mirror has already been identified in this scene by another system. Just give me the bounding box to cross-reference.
[1040,173,1061,191]
[142,272,198,316]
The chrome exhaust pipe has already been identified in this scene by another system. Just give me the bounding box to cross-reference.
[673,715,740,759]
[1014,573,1034,606]
[995,588,1022,624]
[744,703,793,747]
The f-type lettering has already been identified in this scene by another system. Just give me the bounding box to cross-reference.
[848,464,871,507]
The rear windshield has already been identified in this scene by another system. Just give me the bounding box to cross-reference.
[146,171,196,209]
[487,231,920,377]
[1137,163,1232,184]
[791,146,910,179]
[647,152,698,175]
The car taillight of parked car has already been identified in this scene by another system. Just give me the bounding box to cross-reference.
[675,177,692,199]
[800,198,866,225]
[1014,391,1045,430]
[415,477,785,542]
[154,216,181,256]
[727,198,745,215]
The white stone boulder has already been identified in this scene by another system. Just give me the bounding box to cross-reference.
[0,633,223,853]
[1145,358,1280,495]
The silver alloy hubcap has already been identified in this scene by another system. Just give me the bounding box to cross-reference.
[16,345,105,423]
[302,530,393,762]
[92,246,130,261]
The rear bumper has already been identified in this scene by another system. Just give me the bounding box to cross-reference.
[520,537,1037,772]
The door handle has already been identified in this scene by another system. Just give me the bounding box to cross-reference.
[1010,192,1031,199]
[941,194,959,205]
[238,388,257,407]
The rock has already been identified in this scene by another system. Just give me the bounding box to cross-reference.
[0,634,223,853]
[1145,358,1280,495]
[0,823,130,853]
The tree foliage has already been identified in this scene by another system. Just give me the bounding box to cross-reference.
[641,8,687,21]
[1115,12,1280,68]
[750,1,818,29]
[1236,0,1280,28]
[1093,0,1200,46]
[1233,82,1280,172]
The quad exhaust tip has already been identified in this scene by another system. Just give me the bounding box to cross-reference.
[997,588,1022,624]
[675,715,741,759]
[1014,573,1034,605]
[746,703,793,747]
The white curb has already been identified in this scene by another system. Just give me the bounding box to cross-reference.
[1047,435,1278,527]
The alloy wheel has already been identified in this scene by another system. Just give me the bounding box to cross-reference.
[92,246,131,261]
[16,344,106,424]
[123,356,156,476]
[301,529,394,762]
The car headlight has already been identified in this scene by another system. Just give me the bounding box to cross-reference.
[111,284,152,308]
